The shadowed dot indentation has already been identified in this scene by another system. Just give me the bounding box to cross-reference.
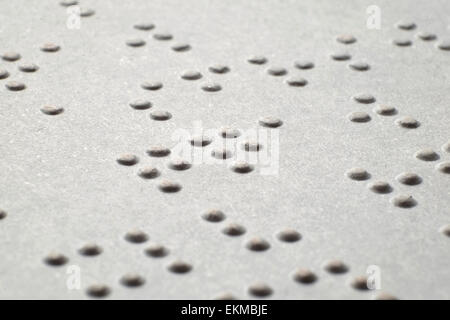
[415,149,439,161]
[138,166,160,179]
[190,135,212,147]
[41,105,64,115]
[395,172,423,186]
[171,43,191,52]
[396,21,416,30]
[391,194,417,208]
[145,244,169,257]
[18,63,39,72]
[243,141,262,152]
[153,32,173,40]
[374,105,397,116]
[353,93,376,104]
[0,69,9,79]
[323,260,349,274]
[330,51,351,61]
[126,38,146,47]
[277,229,301,242]
[141,81,163,90]
[181,70,202,80]
[336,34,357,44]
[374,293,398,300]
[248,283,273,297]
[209,65,230,74]
[120,274,146,287]
[348,111,371,123]
[134,23,155,31]
[439,225,450,237]
[201,83,222,92]
[442,141,450,153]
[211,148,233,159]
[393,38,412,47]
[220,127,241,138]
[79,8,95,17]
[417,32,436,41]
[293,268,317,284]
[294,60,314,69]
[5,81,26,91]
[168,261,192,274]
[246,237,270,252]
[349,62,370,71]
[436,161,450,174]
[286,77,308,87]
[258,116,283,128]
[147,145,171,157]
[350,276,370,290]
[78,243,102,257]
[247,55,267,65]
[168,158,191,171]
[129,99,151,110]
[125,230,149,244]
[222,223,246,236]
[267,67,287,76]
[437,40,450,51]
[116,154,138,166]
[2,52,21,62]
[368,181,392,194]
[40,43,60,52]
[396,116,420,128]
[346,168,370,181]
[230,161,254,174]
[0,209,6,220]
[60,0,78,6]
[150,110,172,121]
[86,285,111,298]
[158,180,182,193]
[202,209,226,222]
[44,253,68,266]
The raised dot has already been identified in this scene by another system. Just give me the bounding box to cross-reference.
[323,260,349,274]
[129,99,151,110]
[153,32,173,41]
[396,116,420,129]
[293,268,317,284]
[258,116,283,128]
[248,283,273,297]
[181,70,202,80]
[5,81,26,91]
[79,8,95,17]
[393,38,412,47]
[348,111,371,123]
[436,161,450,174]
[201,83,222,92]
[277,229,301,242]
[41,105,64,115]
[396,20,416,30]
[415,149,439,161]
[219,127,241,138]
[230,161,254,174]
[141,81,163,90]
[150,110,172,121]
[330,51,351,61]
[145,244,169,257]
[44,253,68,266]
[168,158,191,171]
[349,61,370,71]
[336,34,357,44]
[116,154,138,166]
[126,38,146,47]
[285,77,308,87]
[214,293,236,300]
[167,260,192,274]
[417,32,436,41]
[120,274,146,287]
[171,43,191,52]
[158,180,182,193]
[78,243,102,257]
[346,167,370,181]
[243,141,262,152]
[246,237,270,252]
[267,67,287,76]
[209,65,230,74]
[353,93,376,104]
[294,60,314,70]
[2,52,21,62]
[374,105,397,116]
[442,141,450,153]
[202,209,226,223]
[60,0,78,6]
[437,40,450,51]
[133,23,155,31]
[439,225,450,237]
[0,209,6,220]
[147,145,171,157]
[18,63,39,73]
[40,43,60,52]
[222,223,246,236]
[0,69,9,80]
[211,148,233,159]
[247,55,267,65]
[125,230,149,244]
[391,194,417,208]
[350,276,370,290]
[138,166,160,179]
[86,285,111,298]
[368,181,392,194]
[373,292,398,300]
[190,135,212,147]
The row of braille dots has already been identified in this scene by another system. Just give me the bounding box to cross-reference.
[59,0,95,17]
[392,20,450,50]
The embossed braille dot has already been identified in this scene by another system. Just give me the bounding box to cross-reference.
[0,209,6,220]
[145,244,169,257]
[5,81,26,91]
[349,62,370,71]
[41,105,64,115]
[126,38,146,47]
[215,293,236,300]
[247,55,267,65]
[168,158,191,171]
[190,135,212,147]
[181,70,202,80]
[374,105,397,116]
[415,149,439,161]
[439,225,450,237]
[209,65,230,74]
[138,166,160,179]
[211,148,233,159]
[79,8,95,17]
[133,23,155,31]
[436,161,450,174]
[60,0,78,6]
[336,34,357,44]
[285,77,308,87]
[230,161,254,174]
[267,67,287,76]
[40,43,60,52]
[202,209,226,222]
[86,285,111,298]
[353,93,375,104]
[294,60,314,70]
[2,52,21,62]
[222,223,246,236]
[147,145,171,157]
[243,141,262,152]
[141,81,163,90]
[350,276,369,290]
[18,63,39,72]
[246,237,270,252]
[293,268,317,284]
[78,243,102,257]
[277,229,301,242]
[158,180,182,193]
[168,261,192,274]
[396,116,420,129]
[153,32,173,41]
[437,40,450,51]
[120,274,146,287]
[129,99,151,110]
[374,292,398,300]
[248,283,273,297]
[323,260,349,274]
[442,141,450,153]
[396,21,416,30]
[396,172,423,187]
[258,117,283,128]
[368,181,392,194]
[346,168,370,181]
[125,230,149,244]
[393,39,412,47]
[330,51,351,61]
[391,194,417,208]
[116,154,139,166]
[220,127,241,138]
[348,111,371,123]
[44,253,68,266]
[201,83,222,92]
[150,110,172,121]
[417,32,436,41]
[0,69,9,79]
[171,43,191,52]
